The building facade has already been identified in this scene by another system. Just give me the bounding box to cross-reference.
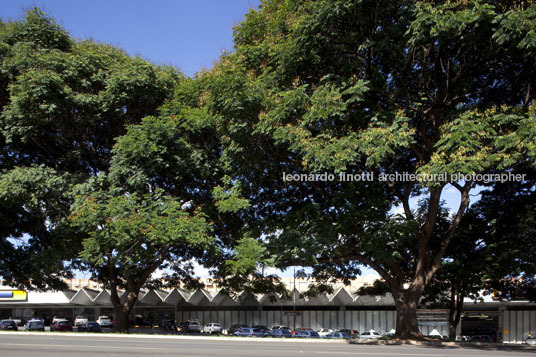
[1,278,534,343]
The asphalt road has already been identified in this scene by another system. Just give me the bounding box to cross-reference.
[0,333,534,357]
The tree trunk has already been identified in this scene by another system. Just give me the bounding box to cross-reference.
[448,286,464,341]
[110,285,139,333]
[391,282,424,340]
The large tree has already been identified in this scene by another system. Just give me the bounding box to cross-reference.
[0,9,176,289]
[69,77,231,332]
[70,181,213,333]
[203,0,536,338]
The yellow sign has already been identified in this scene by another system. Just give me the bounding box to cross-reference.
[0,290,27,301]
[504,329,509,334]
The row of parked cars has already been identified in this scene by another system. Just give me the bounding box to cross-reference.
[193,323,363,339]
[0,315,113,332]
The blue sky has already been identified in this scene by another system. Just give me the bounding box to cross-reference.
[1,0,261,77]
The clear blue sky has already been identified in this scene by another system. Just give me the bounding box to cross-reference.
[1,0,261,77]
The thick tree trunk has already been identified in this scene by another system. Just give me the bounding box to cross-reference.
[110,285,139,333]
[114,304,131,333]
[394,289,423,339]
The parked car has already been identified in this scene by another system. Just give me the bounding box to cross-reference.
[187,320,201,333]
[229,324,249,335]
[52,316,66,324]
[295,330,320,338]
[96,316,113,328]
[360,331,381,339]
[338,329,360,338]
[179,320,201,333]
[234,328,265,337]
[318,328,334,337]
[525,331,535,345]
[10,319,24,327]
[326,331,351,339]
[292,327,313,335]
[0,320,18,331]
[456,335,471,341]
[203,322,223,334]
[50,320,73,332]
[251,325,269,334]
[266,328,293,338]
[74,316,89,327]
[471,335,493,342]
[78,321,102,333]
[25,320,45,331]
[271,325,290,331]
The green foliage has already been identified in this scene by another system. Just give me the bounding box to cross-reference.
[70,182,212,288]
[203,0,536,337]
[0,8,178,289]
[226,238,266,275]
[0,8,72,50]
[0,165,77,289]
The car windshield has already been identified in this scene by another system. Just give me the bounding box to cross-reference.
[59,321,69,325]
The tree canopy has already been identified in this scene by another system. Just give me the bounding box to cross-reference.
[1,2,535,340]
[202,0,536,338]
[0,8,177,289]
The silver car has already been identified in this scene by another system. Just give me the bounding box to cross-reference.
[202,322,222,334]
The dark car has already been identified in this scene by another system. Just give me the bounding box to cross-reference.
[229,324,249,335]
[25,320,45,331]
[78,321,102,333]
[291,327,313,335]
[50,320,73,332]
[251,325,269,334]
[0,320,18,331]
[295,330,320,338]
[471,335,493,342]
[338,329,360,338]
[266,328,293,338]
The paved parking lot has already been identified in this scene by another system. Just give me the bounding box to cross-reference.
[0,333,534,356]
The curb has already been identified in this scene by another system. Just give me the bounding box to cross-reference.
[0,331,347,343]
[349,339,535,349]
[1,332,534,348]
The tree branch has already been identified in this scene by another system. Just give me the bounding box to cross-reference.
[427,182,472,282]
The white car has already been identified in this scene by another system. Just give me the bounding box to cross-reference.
[202,322,223,334]
[52,316,66,323]
[318,328,334,337]
[456,335,471,341]
[74,316,89,327]
[96,316,113,328]
[360,330,381,339]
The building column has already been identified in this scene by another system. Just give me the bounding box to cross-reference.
[498,304,506,343]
